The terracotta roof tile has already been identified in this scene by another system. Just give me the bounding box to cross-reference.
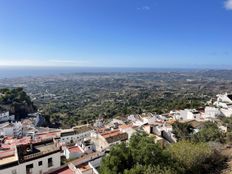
[68,146,83,153]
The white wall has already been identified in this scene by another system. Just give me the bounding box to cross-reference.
[0,112,15,122]
[0,152,61,174]
[217,94,232,104]
[3,127,14,136]
[60,131,93,144]
[205,107,220,119]
[64,148,83,160]
[177,110,194,120]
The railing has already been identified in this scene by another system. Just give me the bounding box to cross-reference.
[24,147,60,160]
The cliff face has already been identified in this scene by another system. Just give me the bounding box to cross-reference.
[0,88,37,120]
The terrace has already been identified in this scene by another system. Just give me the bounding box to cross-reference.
[17,139,60,162]
[0,147,19,170]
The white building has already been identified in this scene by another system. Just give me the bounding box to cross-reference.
[216,93,232,104]
[119,124,136,139]
[0,111,15,123]
[220,108,232,117]
[174,109,201,121]
[75,162,99,174]
[204,107,221,120]
[60,125,94,144]
[91,130,128,151]
[128,114,148,127]
[63,145,84,160]
[80,140,96,154]
[213,93,232,118]
[0,122,22,137]
[0,139,61,174]
[48,152,104,174]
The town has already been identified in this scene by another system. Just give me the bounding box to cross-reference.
[1,92,232,174]
[1,0,232,173]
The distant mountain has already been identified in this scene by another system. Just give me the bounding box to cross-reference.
[0,88,37,120]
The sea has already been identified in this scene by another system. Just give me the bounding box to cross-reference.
[0,66,199,79]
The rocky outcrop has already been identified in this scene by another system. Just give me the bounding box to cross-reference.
[0,88,37,120]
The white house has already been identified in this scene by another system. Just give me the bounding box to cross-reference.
[220,108,232,117]
[216,93,232,104]
[80,140,96,154]
[0,111,15,123]
[63,145,84,160]
[60,125,94,144]
[204,107,221,120]
[0,139,61,174]
[119,124,136,139]
[91,130,128,151]
[174,109,200,121]
[0,122,22,137]
[128,114,148,127]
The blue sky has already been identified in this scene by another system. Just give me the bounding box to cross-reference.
[0,0,232,68]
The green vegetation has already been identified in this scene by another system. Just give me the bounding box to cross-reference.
[0,72,213,128]
[220,117,232,132]
[192,122,225,143]
[168,141,225,174]
[172,122,194,141]
[172,121,225,143]
[100,133,176,174]
[219,117,232,145]
[0,88,37,120]
[100,133,225,174]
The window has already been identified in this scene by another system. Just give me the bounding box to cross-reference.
[38,161,42,166]
[26,164,33,174]
[48,158,53,167]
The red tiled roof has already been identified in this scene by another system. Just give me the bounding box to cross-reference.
[54,167,74,174]
[78,163,92,172]
[100,130,128,144]
[68,146,83,153]
[101,130,120,138]
[36,131,60,140]
[71,152,102,166]
[119,124,132,129]
[4,137,31,146]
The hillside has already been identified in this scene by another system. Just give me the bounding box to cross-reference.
[0,88,37,120]
[1,70,232,128]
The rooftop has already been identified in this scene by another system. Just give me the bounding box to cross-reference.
[73,125,93,134]
[101,130,128,144]
[52,166,74,174]
[101,130,120,138]
[68,146,83,153]
[78,163,92,173]
[17,139,60,162]
[61,129,75,137]
[71,152,103,167]
[60,125,93,137]
[119,124,132,129]
[36,131,60,140]
[0,148,18,166]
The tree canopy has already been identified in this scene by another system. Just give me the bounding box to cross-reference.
[0,88,37,119]
[100,133,174,174]
[172,122,194,141]
[100,133,225,174]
